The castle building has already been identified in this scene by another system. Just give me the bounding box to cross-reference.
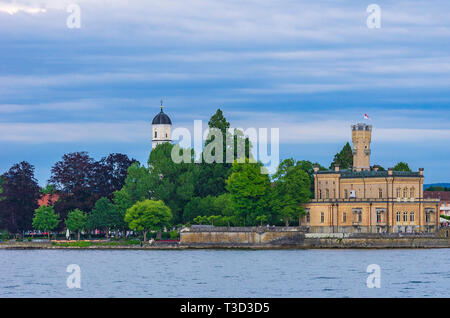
[303,123,440,233]
[152,101,172,149]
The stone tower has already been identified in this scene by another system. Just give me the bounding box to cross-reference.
[152,101,172,149]
[351,123,372,171]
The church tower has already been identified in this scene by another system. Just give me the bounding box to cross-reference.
[351,123,372,171]
[152,101,172,149]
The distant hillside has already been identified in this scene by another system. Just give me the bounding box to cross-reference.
[424,183,450,190]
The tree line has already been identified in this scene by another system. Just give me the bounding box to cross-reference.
[0,109,415,239]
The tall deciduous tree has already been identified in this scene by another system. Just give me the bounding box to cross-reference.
[330,142,353,169]
[32,205,60,240]
[65,209,88,240]
[226,160,271,226]
[49,152,135,226]
[271,159,312,226]
[125,200,172,242]
[89,197,121,238]
[0,162,40,234]
[148,143,196,224]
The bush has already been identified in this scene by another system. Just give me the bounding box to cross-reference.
[27,237,32,242]
[169,230,179,240]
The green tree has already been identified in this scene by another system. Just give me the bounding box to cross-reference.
[271,159,312,226]
[32,206,60,240]
[296,160,326,197]
[330,142,353,169]
[65,209,88,240]
[148,143,196,224]
[125,199,172,242]
[393,162,411,172]
[41,184,56,195]
[226,160,271,226]
[90,197,122,238]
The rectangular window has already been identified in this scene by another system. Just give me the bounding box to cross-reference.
[154,131,157,138]
[326,189,329,199]
[344,190,348,199]
[396,212,401,222]
[306,211,310,223]
[321,212,324,223]
[410,212,415,222]
[343,212,347,223]
[376,211,381,223]
[403,212,408,222]
[396,188,401,198]
[410,188,415,198]
[425,211,430,223]
[358,212,362,223]
[379,188,383,198]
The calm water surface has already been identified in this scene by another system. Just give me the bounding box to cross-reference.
[1,249,449,297]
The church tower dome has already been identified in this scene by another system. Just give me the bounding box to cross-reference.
[152,100,172,149]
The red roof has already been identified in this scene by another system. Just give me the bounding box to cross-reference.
[423,191,450,202]
[38,194,60,207]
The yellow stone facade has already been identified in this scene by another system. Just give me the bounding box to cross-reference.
[303,123,440,233]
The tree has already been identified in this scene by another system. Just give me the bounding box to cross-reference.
[296,160,326,197]
[65,209,88,240]
[125,200,172,242]
[89,197,121,238]
[271,159,312,226]
[225,160,271,226]
[0,162,40,234]
[41,184,56,194]
[32,206,60,240]
[49,152,135,226]
[196,109,233,197]
[330,142,353,169]
[148,143,196,224]
[393,162,411,172]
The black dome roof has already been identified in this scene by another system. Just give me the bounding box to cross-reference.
[152,109,172,125]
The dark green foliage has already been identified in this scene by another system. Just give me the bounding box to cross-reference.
[330,142,353,169]
[271,159,312,226]
[393,162,412,172]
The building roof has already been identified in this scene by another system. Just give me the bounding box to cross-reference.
[424,191,450,201]
[317,169,421,178]
[152,108,172,125]
[38,193,60,207]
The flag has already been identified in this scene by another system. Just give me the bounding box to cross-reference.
[364,114,370,120]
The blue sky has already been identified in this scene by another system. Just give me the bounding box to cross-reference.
[0,0,449,185]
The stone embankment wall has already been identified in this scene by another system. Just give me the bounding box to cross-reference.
[180,226,303,244]
[180,226,450,248]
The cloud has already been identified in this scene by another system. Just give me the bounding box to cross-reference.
[0,1,46,15]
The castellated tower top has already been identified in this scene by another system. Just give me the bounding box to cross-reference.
[351,123,372,171]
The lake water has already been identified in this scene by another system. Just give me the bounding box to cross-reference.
[1,249,449,297]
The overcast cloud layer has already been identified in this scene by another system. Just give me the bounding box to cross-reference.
[0,0,449,184]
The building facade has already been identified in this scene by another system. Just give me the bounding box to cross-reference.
[152,102,172,149]
[303,123,440,233]
[424,191,450,217]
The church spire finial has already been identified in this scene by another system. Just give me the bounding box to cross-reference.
[160,99,163,111]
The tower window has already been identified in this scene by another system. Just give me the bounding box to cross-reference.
[155,131,157,138]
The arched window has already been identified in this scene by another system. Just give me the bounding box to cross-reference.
[154,131,157,138]
[396,188,401,198]
[410,188,415,198]
[306,211,310,223]
[326,189,330,199]
[403,212,408,222]
[410,212,415,222]
[396,212,401,222]
[403,188,408,198]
